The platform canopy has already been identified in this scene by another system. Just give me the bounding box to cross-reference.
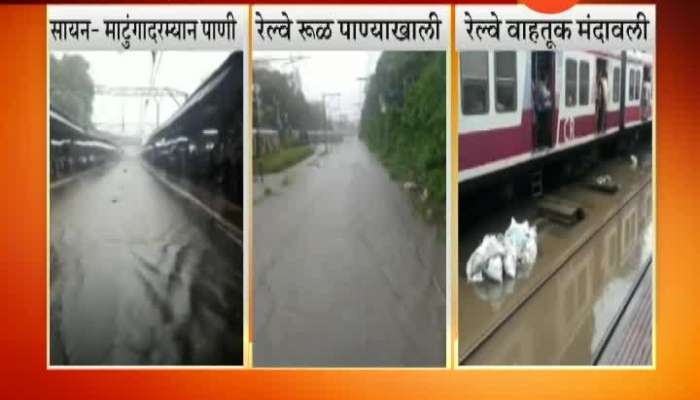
[145,51,244,145]
[50,107,118,148]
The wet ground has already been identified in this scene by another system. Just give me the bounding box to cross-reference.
[50,151,243,365]
[253,137,446,367]
[459,148,653,365]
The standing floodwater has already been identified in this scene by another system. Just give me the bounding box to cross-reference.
[254,138,445,366]
[252,50,446,367]
[459,147,653,365]
[49,50,244,366]
[50,152,243,365]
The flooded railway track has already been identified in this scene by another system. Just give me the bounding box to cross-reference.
[459,150,653,365]
[50,156,244,365]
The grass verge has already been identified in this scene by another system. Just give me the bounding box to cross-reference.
[254,145,314,174]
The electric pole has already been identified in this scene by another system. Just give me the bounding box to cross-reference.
[321,92,340,153]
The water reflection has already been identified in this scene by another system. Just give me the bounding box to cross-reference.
[464,182,652,365]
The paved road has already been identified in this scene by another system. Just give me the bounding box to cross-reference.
[254,137,445,367]
[50,153,243,365]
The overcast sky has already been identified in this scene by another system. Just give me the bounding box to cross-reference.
[52,51,230,137]
[255,51,381,122]
[52,50,380,137]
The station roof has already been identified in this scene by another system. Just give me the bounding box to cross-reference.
[145,51,244,144]
[49,107,118,147]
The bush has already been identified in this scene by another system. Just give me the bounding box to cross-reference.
[359,52,446,215]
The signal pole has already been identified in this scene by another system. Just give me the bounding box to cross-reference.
[321,92,340,153]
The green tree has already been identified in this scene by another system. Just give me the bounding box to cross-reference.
[253,68,324,133]
[50,54,95,129]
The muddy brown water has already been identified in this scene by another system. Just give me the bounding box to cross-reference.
[459,150,653,365]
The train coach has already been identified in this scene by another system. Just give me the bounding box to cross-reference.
[458,50,653,192]
[50,107,120,182]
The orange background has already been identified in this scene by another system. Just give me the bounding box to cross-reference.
[2,1,699,398]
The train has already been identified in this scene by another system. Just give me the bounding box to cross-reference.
[49,107,120,182]
[458,50,653,192]
[142,51,244,206]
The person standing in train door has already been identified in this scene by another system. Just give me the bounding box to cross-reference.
[533,70,552,149]
[596,70,609,134]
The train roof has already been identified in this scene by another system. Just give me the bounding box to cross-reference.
[145,51,244,144]
[626,50,653,65]
[581,49,653,65]
[584,49,623,57]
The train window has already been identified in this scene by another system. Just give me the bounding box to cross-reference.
[639,71,643,100]
[495,51,517,113]
[629,69,635,101]
[579,60,590,106]
[613,67,621,103]
[565,58,577,107]
[460,51,489,115]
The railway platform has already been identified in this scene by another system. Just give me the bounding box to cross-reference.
[597,262,653,366]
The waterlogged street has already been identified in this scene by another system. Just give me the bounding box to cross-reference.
[50,151,243,365]
[254,137,446,367]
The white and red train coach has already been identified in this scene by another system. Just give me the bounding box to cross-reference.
[458,49,653,186]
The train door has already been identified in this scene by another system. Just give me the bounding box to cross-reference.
[532,51,555,150]
[642,65,652,121]
[595,58,609,134]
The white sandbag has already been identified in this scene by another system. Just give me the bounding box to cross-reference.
[504,218,529,253]
[521,227,538,267]
[465,245,485,283]
[505,218,539,268]
[467,219,538,285]
[468,269,484,283]
[466,234,505,282]
[484,256,503,283]
[503,243,517,279]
